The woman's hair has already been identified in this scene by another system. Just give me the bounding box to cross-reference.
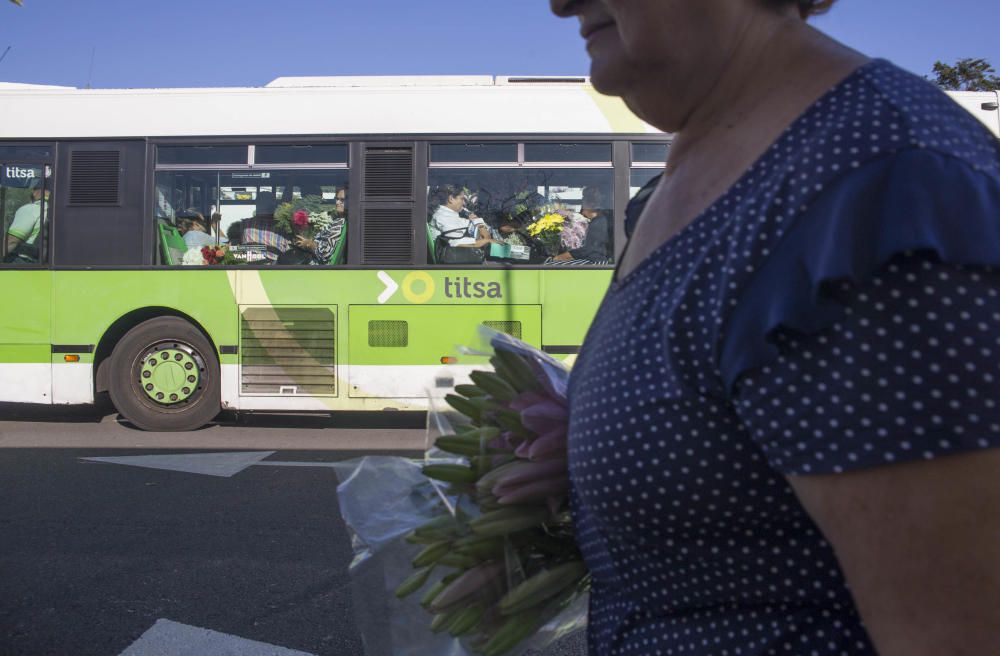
[581,186,605,210]
[429,184,463,209]
[227,221,244,245]
[765,0,836,18]
[255,190,277,216]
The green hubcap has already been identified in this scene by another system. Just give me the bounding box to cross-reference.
[139,348,200,404]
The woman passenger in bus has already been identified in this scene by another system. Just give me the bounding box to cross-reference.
[549,185,612,264]
[429,184,498,252]
[496,216,529,248]
[177,211,219,249]
[290,187,348,265]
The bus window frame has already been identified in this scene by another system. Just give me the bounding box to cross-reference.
[425,137,619,269]
[0,143,55,269]
[152,138,351,269]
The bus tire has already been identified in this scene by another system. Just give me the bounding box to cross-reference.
[108,317,221,432]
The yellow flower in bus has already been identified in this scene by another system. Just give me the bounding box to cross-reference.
[526,212,566,237]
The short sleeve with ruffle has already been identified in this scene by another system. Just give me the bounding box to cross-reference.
[726,149,1000,474]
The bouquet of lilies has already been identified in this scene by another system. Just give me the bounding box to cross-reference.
[333,330,587,656]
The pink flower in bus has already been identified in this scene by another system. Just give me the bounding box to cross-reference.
[293,210,309,230]
[560,213,588,250]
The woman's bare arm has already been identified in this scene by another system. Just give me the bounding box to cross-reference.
[789,449,1000,655]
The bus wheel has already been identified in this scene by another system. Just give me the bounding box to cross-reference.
[108,317,221,432]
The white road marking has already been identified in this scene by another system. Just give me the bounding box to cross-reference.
[79,452,365,478]
[256,460,340,468]
[119,618,315,656]
[81,451,277,478]
[376,270,399,304]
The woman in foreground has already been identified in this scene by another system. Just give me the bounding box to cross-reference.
[549,0,1000,654]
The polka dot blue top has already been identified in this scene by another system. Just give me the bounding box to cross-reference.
[567,59,1000,655]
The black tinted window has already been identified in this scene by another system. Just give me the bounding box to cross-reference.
[0,145,51,160]
[157,145,248,165]
[430,143,517,163]
[524,143,611,162]
[631,143,669,163]
[630,168,662,196]
[255,144,348,164]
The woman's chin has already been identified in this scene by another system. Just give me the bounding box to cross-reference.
[588,56,633,97]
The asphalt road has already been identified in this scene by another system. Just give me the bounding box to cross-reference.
[0,402,422,656]
[0,403,586,656]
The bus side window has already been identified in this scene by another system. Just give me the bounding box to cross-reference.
[426,168,615,267]
[2,164,48,265]
[152,168,349,267]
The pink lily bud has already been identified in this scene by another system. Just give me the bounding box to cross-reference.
[428,561,506,613]
[520,400,568,435]
[508,391,551,413]
[491,459,568,497]
[528,428,568,461]
[496,476,569,505]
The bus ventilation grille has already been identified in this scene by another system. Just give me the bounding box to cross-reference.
[363,208,412,263]
[69,150,121,206]
[368,320,408,347]
[364,147,413,199]
[483,321,522,340]
[240,307,337,396]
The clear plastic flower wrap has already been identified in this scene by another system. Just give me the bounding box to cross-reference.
[333,328,588,656]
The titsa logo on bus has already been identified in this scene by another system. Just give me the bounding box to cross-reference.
[376,271,503,304]
[4,166,36,179]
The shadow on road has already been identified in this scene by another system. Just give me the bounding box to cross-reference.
[221,410,426,430]
[0,399,113,423]
[0,397,427,431]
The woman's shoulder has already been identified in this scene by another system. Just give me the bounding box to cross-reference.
[805,59,999,178]
[718,65,1000,392]
[741,59,1000,235]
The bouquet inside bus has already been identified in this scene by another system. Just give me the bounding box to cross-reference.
[274,194,337,238]
[333,329,588,656]
[524,211,568,258]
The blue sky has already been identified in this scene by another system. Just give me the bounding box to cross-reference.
[1,0,998,89]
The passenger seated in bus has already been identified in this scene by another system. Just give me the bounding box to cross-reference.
[289,186,347,265]
[333,186,346,218]
[226,221,244,246]
[4,177,43,263]
[253,191,277,220]
[549,186,612,264]
[176,211,220,249]
[429,184,498,250]
[237,191,291,262]
[497,216,529,248]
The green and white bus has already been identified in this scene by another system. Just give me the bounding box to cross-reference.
[1,77,997,431]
